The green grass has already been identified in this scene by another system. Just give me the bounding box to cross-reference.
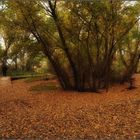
[10,73,56,81]
[24,76,48,83]
[24,74,56,83]
[29,82,60,92]
[8,71,37,77]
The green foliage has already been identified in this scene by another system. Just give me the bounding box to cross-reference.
[0,0,140,91]
[30,82,60,92]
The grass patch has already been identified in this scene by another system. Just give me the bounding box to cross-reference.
[24,74,56,83]
[25,76,48,83]
[30,82,60,92]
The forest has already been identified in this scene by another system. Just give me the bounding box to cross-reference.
[0,0,140,139]
[0,0,139,91]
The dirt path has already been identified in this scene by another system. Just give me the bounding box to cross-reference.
[0,77,11,87]
[0,76,139,139]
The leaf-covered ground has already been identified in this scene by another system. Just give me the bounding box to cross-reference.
[0,75,140,139]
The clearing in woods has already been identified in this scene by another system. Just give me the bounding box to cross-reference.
[0,75,139,139]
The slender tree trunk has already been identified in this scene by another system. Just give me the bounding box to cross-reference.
[49,3,79,90]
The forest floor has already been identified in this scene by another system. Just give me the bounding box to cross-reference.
[0,75,140,139]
